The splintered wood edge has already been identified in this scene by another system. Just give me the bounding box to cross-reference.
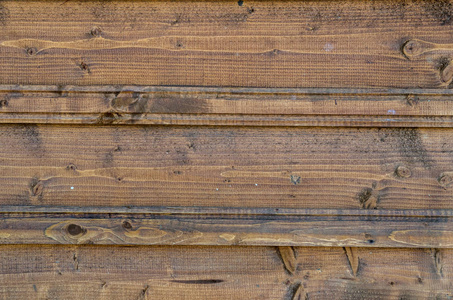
[0,205,452,248]
[0,85,453,127]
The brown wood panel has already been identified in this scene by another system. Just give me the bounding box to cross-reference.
[2,86,453,116]
[0,0,453,88]
[0,124,452,209]
[0,208,452,247]
[0,245,451,299]
[1,0,452,297]
[1,86,453,127]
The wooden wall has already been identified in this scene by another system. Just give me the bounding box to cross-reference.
[0,0,452,298]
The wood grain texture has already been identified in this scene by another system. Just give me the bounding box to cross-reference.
[0,0,453,88]
[1,86,453,126]
[1,0,452,297]
[0,207,452,247]
[0,124,452,209]
[0,245,451,299]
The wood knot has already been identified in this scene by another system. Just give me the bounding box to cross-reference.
[406,94,419,106]
[357,187,378,209]
[90,26,102,37]
[67,224,85,237]
[26,47,38,56]
[438,173,452,188]
[122,220,132,230]
[395,165,412,178]
[31,180,44,196]
[402,40,423,58]
[435,56,453,83]
[95,112,120,125]
[66,163,77,171]
[441,63,453,84]
[79,61,91,73]
[0,98,8,108]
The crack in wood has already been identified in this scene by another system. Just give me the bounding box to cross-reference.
[343,247,359,277]
[136,285,149,300]
[284,282,307,300]
[431,248,444,278]
[278,246,297,275]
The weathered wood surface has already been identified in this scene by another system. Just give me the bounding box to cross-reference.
[1,86,453,127]
[0,207,452,247]
[0,245,451,299]
[0,124,452,210]
[0,0,452,297]
[0,0,453,88]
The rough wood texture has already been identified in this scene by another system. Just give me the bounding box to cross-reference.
[0,207,452,247]
[0,245,451,299]
[0,124,452,210]
[0,0,452,297]
[1,0,453,89]
[1,86,453,127]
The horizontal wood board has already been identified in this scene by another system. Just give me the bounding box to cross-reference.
[0,0,452,298]
[0,245,451,299]
[0,0,451,250]
[0,0,452,89]
[0,207,453,247]
[0,124,451,210]
[2,86,453,127]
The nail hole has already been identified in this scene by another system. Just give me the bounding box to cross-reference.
[79,62,89,71]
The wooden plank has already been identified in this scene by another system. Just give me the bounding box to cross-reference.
[0,0,453,88]
[1,86,453,116]
[3,112,453,127]
[0,245,451,299]
[0,124,452,209]
[0,207,452,247]
[1,85,453,126]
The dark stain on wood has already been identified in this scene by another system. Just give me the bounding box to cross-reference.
[395,128,433,169]
[170,279,224,284]
[422,0,453,25]
[284,281,305,300]
[149,97,209,114]
[357,187,378,209]
[0,3,10,26]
